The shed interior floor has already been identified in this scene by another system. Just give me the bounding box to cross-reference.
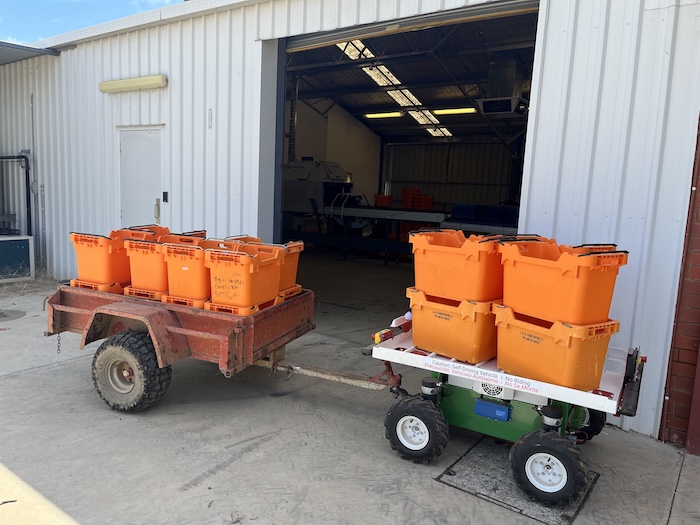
[296,246,415,346]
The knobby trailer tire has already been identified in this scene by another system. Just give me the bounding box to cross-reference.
[91,331,172,412]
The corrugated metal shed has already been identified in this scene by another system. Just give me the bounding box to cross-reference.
[1,0,699,438]
[521,0,700,436]
[0,0,510,277]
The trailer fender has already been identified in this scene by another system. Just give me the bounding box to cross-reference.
[81,301,191,367]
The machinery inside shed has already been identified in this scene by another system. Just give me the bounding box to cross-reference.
[281,11,538,260]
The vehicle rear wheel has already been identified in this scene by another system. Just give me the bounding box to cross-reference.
[580,408,606,441]
[384,395,448,464]
[510,430,588,504]
[91,331,172,412]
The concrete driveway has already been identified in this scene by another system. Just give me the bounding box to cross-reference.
[0,277,698,525]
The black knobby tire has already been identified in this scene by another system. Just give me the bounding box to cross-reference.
[91,331,172,412]
[384,395,448,464]
[581,409,606,441]
[510,430,589,504]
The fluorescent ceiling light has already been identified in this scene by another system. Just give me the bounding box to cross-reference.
[427,127,453,137]
[364,111,404,119]
[433,107,477,115]
[99,74,167,93]
[338,39,454,138]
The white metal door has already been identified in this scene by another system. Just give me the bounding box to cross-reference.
[119,129,162,227]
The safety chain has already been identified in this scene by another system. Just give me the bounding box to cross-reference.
[56,333,61,355]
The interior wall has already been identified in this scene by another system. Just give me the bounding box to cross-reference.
[285,100,328,162]
[325,105,381,202]
[386,143,513,210]
[285,99,381,202]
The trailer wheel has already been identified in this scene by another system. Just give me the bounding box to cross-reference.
[384,395,448,464]
[581,409,606,441]
[92,331,172,412]
[510,430,588,504]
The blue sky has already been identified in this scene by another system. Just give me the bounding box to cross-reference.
[1,0,182,45]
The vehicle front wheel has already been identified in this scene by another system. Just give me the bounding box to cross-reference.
[384,395,448,464]
[91,331,172,412]
[510,430,588,504]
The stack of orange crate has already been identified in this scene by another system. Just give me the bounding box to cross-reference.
[374,194,393,208]
[399,188,434,241]
[125,230,206,301]
[69,225,169,294]
[407,229,503,364]
[494,239,628,391]
[401,188,421,209]
[203,240,304,315]
[70,226,305,316]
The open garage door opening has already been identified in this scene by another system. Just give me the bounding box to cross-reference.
[279,9,538,337]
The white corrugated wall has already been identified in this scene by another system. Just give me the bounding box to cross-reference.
[1,0,699,437]
[521,0,700,435]
[0,0,508,279]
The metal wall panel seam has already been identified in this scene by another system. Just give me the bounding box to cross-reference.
[518,0,550,231]
[631,4,689,435]
[622,5,677,352]
[560,0,610,242]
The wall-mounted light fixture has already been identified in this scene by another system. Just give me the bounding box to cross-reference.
[99,74,168,93]
[364,111,404,119]
[432,107,477,115]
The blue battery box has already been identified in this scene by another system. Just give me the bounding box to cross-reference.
[475,398,512,422]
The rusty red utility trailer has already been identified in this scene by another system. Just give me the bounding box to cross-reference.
[45,285,316,411]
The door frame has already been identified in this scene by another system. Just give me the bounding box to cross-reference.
[115,125,165,227]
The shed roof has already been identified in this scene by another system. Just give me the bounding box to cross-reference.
[0,41,59,66]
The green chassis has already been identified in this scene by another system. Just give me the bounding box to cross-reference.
[434,372,590,442]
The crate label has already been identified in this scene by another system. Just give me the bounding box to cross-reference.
[433,311,452,321]
[520,331,543,345]
[422,357,544,395]
[212,275,247,301]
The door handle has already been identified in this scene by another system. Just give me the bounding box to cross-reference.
[154,198,161,224]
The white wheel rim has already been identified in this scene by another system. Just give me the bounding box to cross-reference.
[396,415,429,451]
[525,452,568,493]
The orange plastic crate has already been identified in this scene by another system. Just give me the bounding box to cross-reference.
[124,286,165,301]
[499,240,628,324]
[109,229,159,241]
[205,244,285,307]
[161,294,206,309]
[204,295,283,316]
[374,194,393,208]
[69,279,124,294]
[279,241,304,292]
[161,239,232,301]
[410,230,504,302]
[70,233,131,285]
[225,234,263,244]
[124,240,168,292]
[127,224,171,236]
[568,243,618,255]
[407,288,497,364]
[158,233,205,246]
[279,284,303,300]
[493,305,619,392]
[180,230,207,238]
